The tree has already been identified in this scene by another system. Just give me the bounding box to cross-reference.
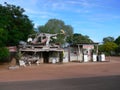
[98,45,104,53]
[114,36,120,55]
[67,33,93,44]
[0,28,10,62]
[115,45,120,55]
[103,36,114,44]
[38,19,73,45]
[103,42,118,55]
[115,36,120,45]
[0,28,8,47]
[0,47,10,62]
[0,2,34,46]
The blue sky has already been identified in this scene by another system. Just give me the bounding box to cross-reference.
[0,0,120,42]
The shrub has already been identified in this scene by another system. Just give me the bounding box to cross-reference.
[0,47,10,62]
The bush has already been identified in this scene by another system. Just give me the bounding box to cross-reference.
[0,47,10,62]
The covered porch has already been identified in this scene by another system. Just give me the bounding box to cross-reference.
[69,43,99,62]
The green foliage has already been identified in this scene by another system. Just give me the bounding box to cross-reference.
[115,45,120,55]
[0,47,10,62]
[101,36,120,56]
[15,51,23,60]
[98,45,104,53]
[0,3,34,46]
[115,36,120,45]
[38,19,94,45]
[0,28,8,47]
[68,33,93,44]
[103,36,114,44]
[102,42,118,55]
[38,19,73,45]
[103,42,118,52]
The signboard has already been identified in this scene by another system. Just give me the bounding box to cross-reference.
[83,45,94,49]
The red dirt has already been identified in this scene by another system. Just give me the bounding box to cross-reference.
[0,56,120,82]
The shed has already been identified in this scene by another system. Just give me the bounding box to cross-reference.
[69,43,99,62]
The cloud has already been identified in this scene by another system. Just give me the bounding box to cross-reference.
[32,0,95,11]
[29,0,39,5]
[37,0,68,11]
[66,0,98,8]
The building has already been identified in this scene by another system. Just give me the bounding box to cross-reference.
[69,43,99,62]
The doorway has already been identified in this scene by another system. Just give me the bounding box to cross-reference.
[43,52,49,63]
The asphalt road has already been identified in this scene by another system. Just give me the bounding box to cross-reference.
[0,75,120,90]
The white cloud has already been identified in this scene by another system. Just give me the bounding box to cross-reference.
[29,0,39,5]
[66,0,97,8]
[25,8,58,19]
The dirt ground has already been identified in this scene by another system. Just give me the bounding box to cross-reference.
[0,56,120,82]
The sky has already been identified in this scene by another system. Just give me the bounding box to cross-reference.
[0,0,120,42]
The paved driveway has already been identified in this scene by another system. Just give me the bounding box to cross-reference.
[0,76,120,90]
